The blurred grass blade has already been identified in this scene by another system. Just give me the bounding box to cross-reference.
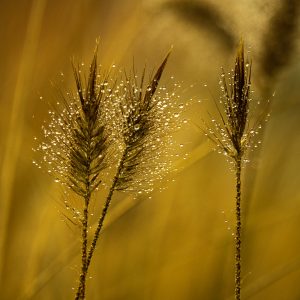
[226,256,300,300]
[0,0,47,286]
[259,0,300,83]
[163,0,235,51]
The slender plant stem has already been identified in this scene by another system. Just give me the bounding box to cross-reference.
[74,147,128,299]
[75,194,90,300]
[86,148,128,270]
[75,125,93,300]
[235,156,242,300]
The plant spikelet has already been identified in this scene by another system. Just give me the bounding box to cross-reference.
[36,50,111,203]
[110,53,183,193]
[203,40,264,163]
[202,40,270,300]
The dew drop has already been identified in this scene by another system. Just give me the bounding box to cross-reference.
[134,124,140,131]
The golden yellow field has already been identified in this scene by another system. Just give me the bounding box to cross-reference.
[0,1,300,299]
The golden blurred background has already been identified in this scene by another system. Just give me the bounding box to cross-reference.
[0,0,300,299]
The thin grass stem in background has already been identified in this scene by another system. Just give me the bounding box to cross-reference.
[202,40,269,300]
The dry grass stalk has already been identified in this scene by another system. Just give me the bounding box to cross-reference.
[203,40,267,300]
[37,46,112,299]
[35,45,183,299]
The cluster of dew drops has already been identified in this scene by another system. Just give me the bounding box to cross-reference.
[203,64,270,169]
[220,209,236,238]
[33,66,115,187]
[105,73,192,194]
[33,64,192,196]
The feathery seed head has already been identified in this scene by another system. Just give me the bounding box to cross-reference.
[204,40,264,164]
[35,50,112,197]
[110,53,185,193]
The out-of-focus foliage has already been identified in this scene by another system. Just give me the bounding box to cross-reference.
[0,0,300,299]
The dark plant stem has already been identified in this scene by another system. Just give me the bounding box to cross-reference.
[75,194,90,300]
[74,147,128,299]
[75,126,93,300]
[235,156,242,300]
[86,147,127,270]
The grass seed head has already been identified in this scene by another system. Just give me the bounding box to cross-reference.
[110,52,185,194]
[35,49,112,200]
[204,40,264,164]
